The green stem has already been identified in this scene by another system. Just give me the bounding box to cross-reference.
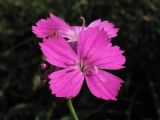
[67,99,79,120]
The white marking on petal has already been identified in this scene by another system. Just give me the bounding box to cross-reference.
[94,66,99,73]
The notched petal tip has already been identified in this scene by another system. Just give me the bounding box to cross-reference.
[86,70,123,101]
[49,69,84,98]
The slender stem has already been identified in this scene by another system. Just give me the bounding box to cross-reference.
[67,99,79,120]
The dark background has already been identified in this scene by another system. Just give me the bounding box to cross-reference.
[0,0,160,120]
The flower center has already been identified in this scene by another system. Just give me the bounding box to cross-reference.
[74,59,99,75]
[79,62,88,73]
[74,60,88,73]
[75,59,99,75]
[46,30,58,39]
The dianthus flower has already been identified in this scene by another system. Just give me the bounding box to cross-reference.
[39,27,125,100]
[32,14,119,42]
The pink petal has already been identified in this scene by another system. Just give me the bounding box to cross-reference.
[49,13,70,28]
[49,67,84,98]
[78,27,110,59]
[32,13,70,39]
[88,19,101,27]
[68,41,77,52]
[85,70,123,100]
[100,21,119,38]
[86,44,125,70]
[39,36,78,68]
[88,19,119,39]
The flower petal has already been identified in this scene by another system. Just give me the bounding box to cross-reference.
[78,27,110,59]
[49,13,70,29]
[49,68,84,98]
[85,70,123,100]
[39,36,78,68]
[86,44,125,70]
[88,19,101,27]
[32,13,70,39]
[88,19,119,39]
[100,21,119,38]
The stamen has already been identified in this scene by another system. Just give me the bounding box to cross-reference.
[80,17,86,26]
[78,60,88,73]
[46,31,58,39]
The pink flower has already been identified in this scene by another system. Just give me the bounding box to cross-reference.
[39,27,125,100]
[88,19,119,39]
[65,19,119,42]
[32,13,70,39]
[32,13,118,43]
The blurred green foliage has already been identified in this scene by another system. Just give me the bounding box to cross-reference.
[0,0,160,120]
